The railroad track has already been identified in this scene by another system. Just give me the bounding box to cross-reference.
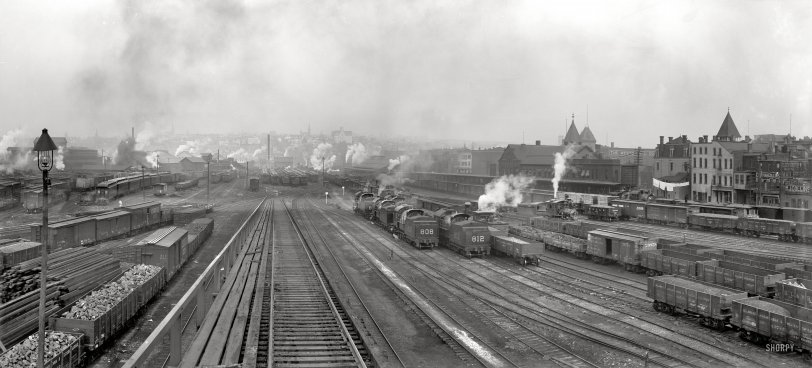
[274,199,372,367]
[310,197,590,367]
[582,219,812,261]
[314,197,776,368]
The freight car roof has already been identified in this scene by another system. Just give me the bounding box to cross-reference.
[588,229,648,242]
[122,201,161,210]
[50,216,94,228]
[652,275,743,296]
[0,241,40,253]
[493,235,529,244]
[138,226,187,247]
[95,210,130,220]
[690,213,738,220]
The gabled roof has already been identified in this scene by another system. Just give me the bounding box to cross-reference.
[563,122,580,143]
[716,112,741,140]
[501,144,563,166]
[181,157,206,164]
[579,126,596,143]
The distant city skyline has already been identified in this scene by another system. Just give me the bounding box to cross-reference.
[1,0,810,147]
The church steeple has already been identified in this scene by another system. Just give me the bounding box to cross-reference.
[715,110,741,142]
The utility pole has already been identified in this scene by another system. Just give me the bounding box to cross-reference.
[142,166,145,202]
[321,156,325,187]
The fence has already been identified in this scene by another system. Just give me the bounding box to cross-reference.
[122,198,266,368]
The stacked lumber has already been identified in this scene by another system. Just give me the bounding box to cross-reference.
[0,247,121,348]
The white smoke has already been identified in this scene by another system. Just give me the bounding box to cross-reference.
[0,129,34,173]
[345,143,370,165]
[376,172,414,194]
[175,138,211,157]
[552,144,577,198]
[477,174,535,211]
[146,151,159,168]
[310,143,336,170]
[55,146,65,170]
[388,155,410,171]
[135,121,160,150]
[252,148,264,158]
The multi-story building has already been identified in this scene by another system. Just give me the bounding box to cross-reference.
[470,148,503,176]
[456,150,472,174]
[652,135,691,200]
[332,127,353,145]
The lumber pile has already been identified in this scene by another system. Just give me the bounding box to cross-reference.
[0,247,121,348]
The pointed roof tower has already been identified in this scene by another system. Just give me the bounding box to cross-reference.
[715,109,741,142]
[579,126,596,143]
[563,113,581,145]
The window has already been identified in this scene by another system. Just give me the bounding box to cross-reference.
[669,147,674,157]
[693,173,696,183]
[693,147,696,154]
[704,158,707,168]
[713,159,716,169]
[670,162,674,171]
[656,162,660,171]
[704,173,707,184]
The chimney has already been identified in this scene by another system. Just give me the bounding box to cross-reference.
[668,137,673,142]
[703,135,708,143]
[659,136,664,145]
[611,142,615,148]
[535,140,541,146]
[682,135,687,141]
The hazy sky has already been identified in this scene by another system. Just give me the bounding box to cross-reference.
[1,0,810,147]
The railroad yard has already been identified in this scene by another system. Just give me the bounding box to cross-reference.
[4,180,812,367]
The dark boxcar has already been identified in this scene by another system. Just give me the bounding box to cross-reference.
[492,235,544,266]
[95,210,132,242]
[585,204,620,222]
[687,213,737,232]
[648,275,749,330]
[775,279,812,308]
[402,215,439,249]
[798,222,812,244]
[446,220,491,257]
[640,249,713,277]
[562,221,605,240]
[587,229,657,271]
[736,217,795,241]
[0,241,41,270]
[695,260,786,297]
[49,217,97,249]
[731,297,812,352]
[645,203,688,226]
[610,199,646,220]
[121,201,162,232]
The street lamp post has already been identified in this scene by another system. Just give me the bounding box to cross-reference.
[342,186,345,196]
[204,155,211,203]
[34,129,57,368]
[321,156,325,187]
[325,191,329,204]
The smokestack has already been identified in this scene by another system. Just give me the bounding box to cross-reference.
[668,137,673,142]
[535,140,541,145]
[611,142,614,148]
[659,136,664,145]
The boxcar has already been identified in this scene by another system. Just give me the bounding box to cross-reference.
[445,220,491,257]
[585,204,620,222]
[775,279,812,308]
[648,275,749,330]
[0,241,41,270]
[711,249,799,271]
[695,260,786,297]
[49,217,97,249]
[731,296,812,353]
[121,201,162,232]
[736,217,795,241]
[586,229,657,271]
[645,203,688,226]
[135,227,188,279]
[785,264,812,280]
[610,199,646,220]
[640,249,713,277]
[687,213,738,232]
[94,210,132,242]
[491,235,544,266]
[153,183,169,196]
[530,216,565,233]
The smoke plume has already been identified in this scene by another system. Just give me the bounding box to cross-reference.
[55,146,65,170]
[345,143,370,166]
[113,137,148,167]
[477,174,534,211]
[388,155,410,171]
[174,138,211,157]
[552,144,577,198]
[0,129,34,174]
[146,151,159,168]
[310,143,336,171]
